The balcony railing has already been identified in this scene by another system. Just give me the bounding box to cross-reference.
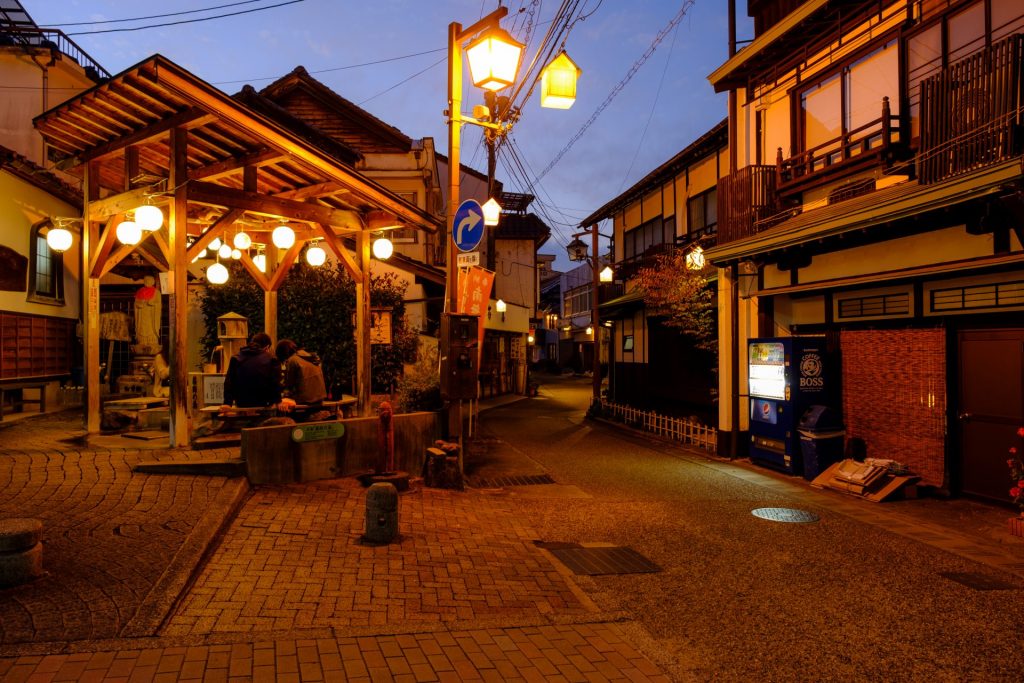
[717,164,779,244]
[777,97,901,195]
[0,27,110,81]
[918,34,1023,184]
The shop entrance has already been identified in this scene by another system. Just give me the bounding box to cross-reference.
[957,329,1024,502]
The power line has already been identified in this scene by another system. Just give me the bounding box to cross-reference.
[213,48,447,86]
[67,0,304,36]
[45,0,271,26]
[357,57,446,106]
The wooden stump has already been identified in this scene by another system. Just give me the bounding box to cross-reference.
[422,444,463,490]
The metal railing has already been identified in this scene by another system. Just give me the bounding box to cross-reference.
[600,398,717,453]
[918,34,1023,184]
[0,27,110,80]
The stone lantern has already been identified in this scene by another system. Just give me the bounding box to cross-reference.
[215,312,249,373]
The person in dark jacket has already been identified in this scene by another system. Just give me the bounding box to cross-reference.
[223,332,282,408]
[275,339,327,406]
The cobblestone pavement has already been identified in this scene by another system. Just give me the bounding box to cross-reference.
[165,478,595,636]
[0,440,245,645]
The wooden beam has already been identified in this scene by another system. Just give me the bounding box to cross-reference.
[316,223,362,283]
[355,230,371,417]
[83,161,101,434]
[149,229,171,265]
[274,181,345,202]
[89,214,124,279]
[188,181,363,229]
[238,250,270,290]
[168,126,190,447]
[134,242,167,271]
[185,209,243,262]
[268,240,302,291]
[98,230,157,279]
[83,187,159,220]
[190,149,284,181]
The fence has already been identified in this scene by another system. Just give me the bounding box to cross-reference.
[600,399,717,453]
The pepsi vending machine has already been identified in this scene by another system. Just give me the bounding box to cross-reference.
[748,337,838,474]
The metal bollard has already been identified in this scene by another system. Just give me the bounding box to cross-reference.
[362,482,398,545]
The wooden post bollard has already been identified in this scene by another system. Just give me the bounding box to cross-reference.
[376,401,395,475]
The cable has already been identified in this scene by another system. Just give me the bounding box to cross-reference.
[357,57,446,106]
[212,48,448,86]
[45,0,270,26]
[66,0,304,36]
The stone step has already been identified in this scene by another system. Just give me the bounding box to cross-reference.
[132,458,246,477]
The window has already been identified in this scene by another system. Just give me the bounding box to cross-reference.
[563,286,591,317]
[623,216,667,260]
[622,334,634,352]
[28,221,64,305]
[798,39,899,155]
[687,188,718,235]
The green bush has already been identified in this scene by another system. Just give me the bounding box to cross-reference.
[394,338,441,413]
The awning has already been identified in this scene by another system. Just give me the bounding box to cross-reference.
[599,289,644,319]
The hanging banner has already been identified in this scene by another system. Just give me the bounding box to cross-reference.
[457,265,494,367]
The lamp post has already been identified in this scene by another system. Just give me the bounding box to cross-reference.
[567,224,608,407]
[445,7,523,440]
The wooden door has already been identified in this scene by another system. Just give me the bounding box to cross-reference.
[958,329,1024,502]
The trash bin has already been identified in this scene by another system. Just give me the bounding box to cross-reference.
[798,405,845,480]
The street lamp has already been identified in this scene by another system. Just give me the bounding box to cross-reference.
[445,6,522,441]
[567,224,605,407]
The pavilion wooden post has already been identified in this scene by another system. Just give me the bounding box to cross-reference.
[355,230,372,416]
[168,127,190,447]
[82,161,101,433]
[264,292,278,343]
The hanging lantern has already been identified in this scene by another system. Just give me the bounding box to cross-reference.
[306,243,326,267]
[230,248,242,260]
[218,243,233,259]
[116,220,141,245]
[482,197,502,227]
[540,50,581,109]
[566,236,588,262]
[272,225,295,249]
[686,245,706,271]
[233,231,251,250]
[253,253,267,273]
[600,265,614,282]
[46,226,73,252]
[372,236,394,260]
[466,26,524,91]
[209,237,222,251]
[586,325,593,335]
[134,204,164,232]
[206,262,229,284]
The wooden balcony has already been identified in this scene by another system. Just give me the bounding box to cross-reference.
[918,34,1023,184]
[717,164,779,244]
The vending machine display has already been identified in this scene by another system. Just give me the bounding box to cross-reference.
[748,337,838,474]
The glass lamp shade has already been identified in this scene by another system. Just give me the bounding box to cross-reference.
[231,249,242,260]
[599,265,614,282]
[233,231,251,250]
[253,253,267,273]
[306,245,327,267]
[372,237,394,260]
[540,50,580,109]
[46,227,73,252]
[206,262,229,285]
[116,220,141,245]
[272,225,295,249]
[482,198,502,226]
[134,204,164,231]
[466,27,523,91]
[566,236,588,262]
[495,298,507,313]
[218,243,233,259]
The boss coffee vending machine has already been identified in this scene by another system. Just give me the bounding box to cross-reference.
[747,337,839,474]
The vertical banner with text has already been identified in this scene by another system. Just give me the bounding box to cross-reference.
[457,266,495,367]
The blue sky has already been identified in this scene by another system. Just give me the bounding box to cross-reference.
[34,1,747,270]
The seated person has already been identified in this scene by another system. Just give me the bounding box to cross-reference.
[275,339,328,412]
[223,332,282,409]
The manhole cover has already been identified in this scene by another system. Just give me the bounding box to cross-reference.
[535,542,660,575]
[939,572,1019,591]
[751,507,820,523]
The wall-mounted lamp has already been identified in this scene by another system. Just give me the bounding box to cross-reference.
[372,236,394,260]
[586,325,593,336]
[482,197,502,226]
[46,224,74,253]
[495,298,507,322]
[686,245,706,271]
[599,265,614,282]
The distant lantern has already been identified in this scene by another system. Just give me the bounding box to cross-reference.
[272,225,295,249]
[206,262,229,285]
[116,220,141,245]
[540,50,580,109]
[599,265,614,282]
[306,244,327,267]
[46,226,73,252]
[233,231,251,250]
[209,237,222,251]
[134,205,164,232]
[218,243,233,259]
[466,27,524,91]
[372,236,394,260]
[586,325,593,336]
[230,249,242,260]
[686,246,706,271]
[253,253,267,273]
[482,197,502,226]
[566,236,588,262]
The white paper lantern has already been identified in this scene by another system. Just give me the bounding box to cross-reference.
[209,237,222,251]
[206,262,229,284]
[372,237,393,260]
[233,231,251,250]
[218,243,233,259]
[272,225,295,249]
[231,248,242,260]
[253,254,266,272]
[306,244,326,267]
[134,205,164,231]
[116,220,141,245]
[46,227,73,252]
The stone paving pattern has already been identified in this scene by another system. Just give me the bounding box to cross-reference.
[166,478,592,635]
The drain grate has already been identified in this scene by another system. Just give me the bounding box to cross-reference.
[939,572,1019,591]
[535,541,660,575]
[751,507,820,524]
[472,473,556,488]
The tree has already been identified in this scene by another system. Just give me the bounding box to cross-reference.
[635,249,716,354]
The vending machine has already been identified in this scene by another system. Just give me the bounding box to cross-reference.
[748,337,839,474]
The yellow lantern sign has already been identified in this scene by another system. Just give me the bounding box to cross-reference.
[540,50,580,109]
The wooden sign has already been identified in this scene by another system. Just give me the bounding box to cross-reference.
[291,422,345,443]
[370,309,392,345]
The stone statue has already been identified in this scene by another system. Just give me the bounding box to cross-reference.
[133,275,161,353]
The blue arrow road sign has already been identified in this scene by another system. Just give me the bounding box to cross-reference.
[453,199,484,252]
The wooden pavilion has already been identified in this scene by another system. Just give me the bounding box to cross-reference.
[33,54,441,446]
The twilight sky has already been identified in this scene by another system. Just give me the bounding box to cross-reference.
[33,0,749,270]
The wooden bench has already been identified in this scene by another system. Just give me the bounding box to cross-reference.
[0,382,47,421]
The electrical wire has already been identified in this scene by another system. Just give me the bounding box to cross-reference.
[45,0,271,26]
[357,56,446,106]
[213,48,448,86]
[66,0,304,36]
